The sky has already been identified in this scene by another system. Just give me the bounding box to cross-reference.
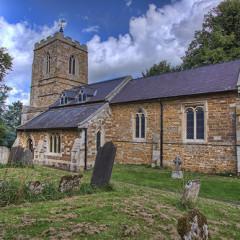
[0,0,223,106]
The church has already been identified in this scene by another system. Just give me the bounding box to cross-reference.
[15,29,240,174]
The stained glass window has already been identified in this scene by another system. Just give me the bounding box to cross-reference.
[196,108,204,139]
[135,109,145,139]
[186,109,194,139]
[96,131,101,150]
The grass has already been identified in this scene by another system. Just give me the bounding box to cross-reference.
[111,164,240,203]
[0,163,240,239]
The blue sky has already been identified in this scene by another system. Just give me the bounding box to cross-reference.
[0,0,223,105]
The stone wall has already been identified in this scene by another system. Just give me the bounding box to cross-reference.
[0,146,10,164]
[17,130,81,171]
[110,92,238,173]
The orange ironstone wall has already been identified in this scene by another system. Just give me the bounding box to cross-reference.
[110,91,238,173]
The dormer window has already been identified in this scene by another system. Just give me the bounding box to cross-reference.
[69,55,76,75]
[60,93,68,105]
[78,90,87,102]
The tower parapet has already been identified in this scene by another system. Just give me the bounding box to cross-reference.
[34,32,87,52]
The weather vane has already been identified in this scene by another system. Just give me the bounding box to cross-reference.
[58,18,66,33]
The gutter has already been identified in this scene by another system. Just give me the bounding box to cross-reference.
[160,102,163,167]
[159,99,163,168]
[84,128,88,170]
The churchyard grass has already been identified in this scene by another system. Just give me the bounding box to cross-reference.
[111,164,240,203]
[0,164,240,239]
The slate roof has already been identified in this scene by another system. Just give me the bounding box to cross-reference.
[111,59,240,104]
[17,103,105,130]
[50,76,127,108]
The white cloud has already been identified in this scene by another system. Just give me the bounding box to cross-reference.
[82,25,100,33]
[87,0,223,82]
[126,0,133,7]
[0,17,59,105]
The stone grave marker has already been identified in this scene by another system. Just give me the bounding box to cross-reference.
[177,209,210,240]
[91,141,117,186]
[182,179,201,205]
[27,181,45,195]
[21,149,33,165]
[171,155,183,179]
[59,174,83,193]
[8,146,24,163]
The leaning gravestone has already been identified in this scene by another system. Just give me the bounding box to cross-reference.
[171,155,183,179]
[182,179,201,205]
[21,149,33,165]
[91,141,117,186]
[8,146,24,163]
[177,209,210,240]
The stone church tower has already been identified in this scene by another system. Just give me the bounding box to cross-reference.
[21,30,88,124]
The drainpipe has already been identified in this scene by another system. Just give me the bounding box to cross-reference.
[160,100,163,167]
[84,128,88,170]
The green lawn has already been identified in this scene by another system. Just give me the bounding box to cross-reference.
[0,164,240,239]
[111,164,240,203]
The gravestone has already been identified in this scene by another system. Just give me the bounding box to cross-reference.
[0,146,10,164]
[27,181,45,195]
[177,209,210,240]
[21,149,33,165]
[8,146,24,163]
[182,179,201,205]
[59,174,83,193]
[171,155,183,179]
[91,141,117,186]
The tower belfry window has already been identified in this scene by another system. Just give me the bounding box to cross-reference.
[69,55,76,75]
[46,53,50,74]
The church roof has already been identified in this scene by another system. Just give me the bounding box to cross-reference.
[17,103,105,130]
[50,76,127,108]
[111,59,240,104]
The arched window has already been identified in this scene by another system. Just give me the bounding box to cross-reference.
[135,109,145,139]
[78,90,87,102]
[69,55,76,75]
[27,138,34,153]
[186,106,205,140]
[96,130,101,151]
[46,53,50,74]
[60,93,67,105]
[49,133,61,154]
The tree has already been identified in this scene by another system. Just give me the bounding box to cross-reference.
[1,101,23,147]
[181,0,240,69]
[142,60,180,77]
[0,47,13,146]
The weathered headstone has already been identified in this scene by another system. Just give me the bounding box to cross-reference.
[91,141,117,186]
[21,149,33,165]
[182,179,201,205]
[171,155,183,179]
[177,209,210,240]
[8,146,24,163]
[0,146,10,164]
[27,181,45,194]
[59,174,83,193]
